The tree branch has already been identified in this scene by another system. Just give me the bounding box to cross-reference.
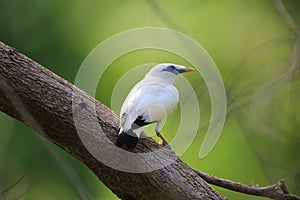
[0,41,224,200]
[195,170,300,200]
[1,41,299,200]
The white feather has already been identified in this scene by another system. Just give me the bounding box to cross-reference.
[119,63,193,138]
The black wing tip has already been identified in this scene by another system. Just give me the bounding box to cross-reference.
[116,131,138,149]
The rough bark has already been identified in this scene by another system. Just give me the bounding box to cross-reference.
[0,42,225,200]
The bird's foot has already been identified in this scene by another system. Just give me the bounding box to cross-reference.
[156,132,168,146]
[159,139,168,146]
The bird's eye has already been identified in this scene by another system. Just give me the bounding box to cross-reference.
[168,65,175,69]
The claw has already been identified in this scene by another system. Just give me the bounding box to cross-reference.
[156,132,168,146]
[159,139,168,146]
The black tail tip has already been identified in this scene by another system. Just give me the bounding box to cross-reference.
[116,132,138,149]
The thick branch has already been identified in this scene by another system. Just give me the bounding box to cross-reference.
[0,42,224,200]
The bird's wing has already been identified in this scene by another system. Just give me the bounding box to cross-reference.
[120,81,179,132]
[119,87,141,132]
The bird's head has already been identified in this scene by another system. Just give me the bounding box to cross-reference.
[145,63,195,83]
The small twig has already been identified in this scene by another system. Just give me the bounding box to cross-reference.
[274,0,300,35]
[0,175,25,195]
[146,0,186,32]
[194,170,300,200]
[279,179,289,194]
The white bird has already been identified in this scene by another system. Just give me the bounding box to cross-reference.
[116,63,195,148]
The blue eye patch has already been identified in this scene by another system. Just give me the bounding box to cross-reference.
[162,65,179,75]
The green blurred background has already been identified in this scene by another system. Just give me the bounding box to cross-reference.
[0,0,300,199]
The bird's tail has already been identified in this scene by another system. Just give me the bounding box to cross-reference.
[116,130,138,148]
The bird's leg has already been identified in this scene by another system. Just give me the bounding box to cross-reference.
[155,121,168,146]
[156,131,168,146]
